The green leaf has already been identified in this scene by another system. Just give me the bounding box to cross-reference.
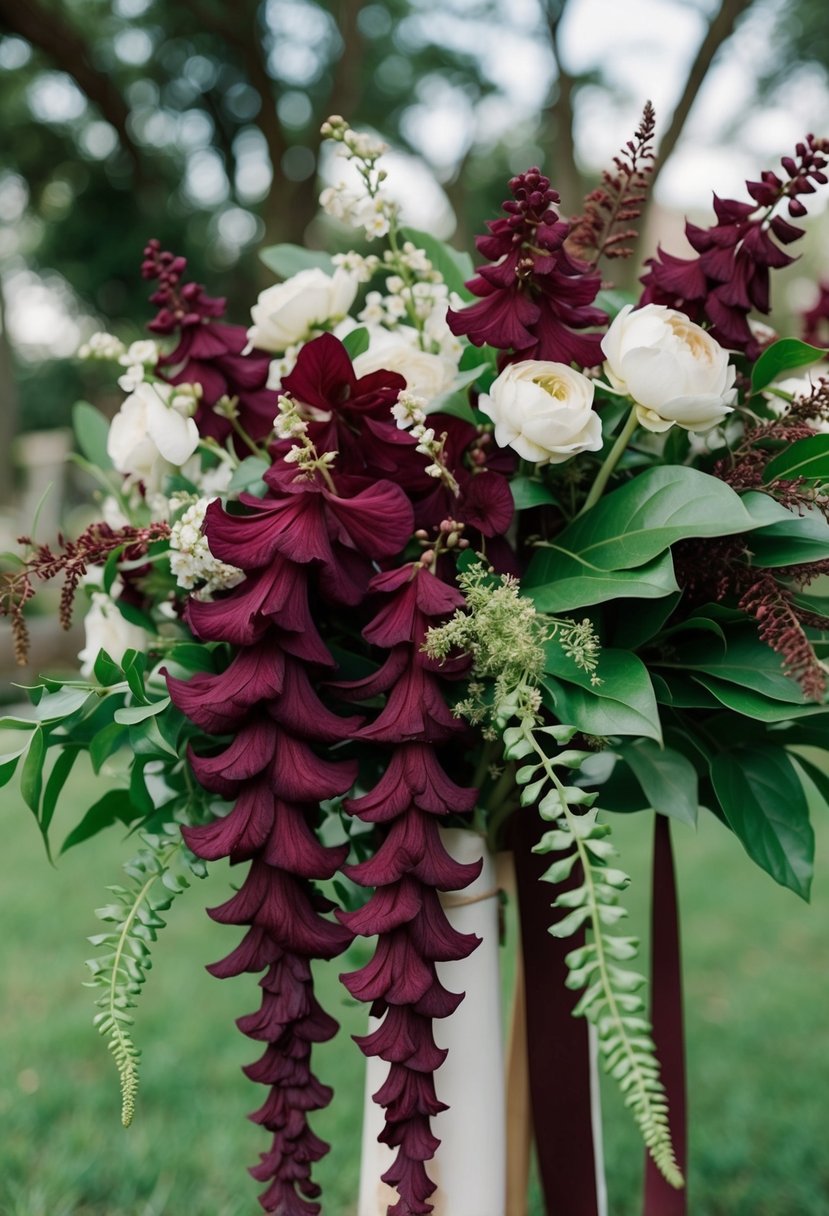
[609,593,681,650]
[542,648,662,742]
[693,674,829,722]
[616,739,698,826]
[750,338,827,394]
[342,326,370,360]
[60,789,140,854]
[259,243,333,277]
[656,628,809,704]
[0,755,22,788]
[509,477,559,511]
[399,226,474,298]
[117,600,156,633]
[162,642,220,674]
[20,726,46,815]
[525,466,754,584]
[526,550,678,613]
[114,697,170,725]
[41,747,80,837]
[747,507,829,568]
[90,722,129,772]
[72,401,113,470]
[34,686,92,721]
[710,747,814,899]
[228,456,270,495]
[763,434,829,483]
[94,648,124,686]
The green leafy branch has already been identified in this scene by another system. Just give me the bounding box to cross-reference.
[503,716,683,1190]
[85,824,206,1126]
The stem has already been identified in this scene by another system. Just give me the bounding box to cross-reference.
[580,406,638,515]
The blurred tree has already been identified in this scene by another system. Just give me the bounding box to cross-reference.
[0,0,791,470]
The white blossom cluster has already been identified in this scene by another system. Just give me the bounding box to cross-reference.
[320,184,396,240]
[78,331,126,361]
[319,114,397,241]
[392,390,458,490]
[332,251,380,282]
[169,498,244,595]
[116,340,161,392]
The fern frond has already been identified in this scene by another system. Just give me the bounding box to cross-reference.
[505,720,684,1190]
[85,823,207,1126]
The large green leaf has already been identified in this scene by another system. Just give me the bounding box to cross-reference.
[750,338,827,394]
[525,466,754,586]
[747,507,829,568]
[693,674,829,722]
[72,401,113,471]
[526,550,678,613]
[616,739,698,826]
[543,647,662,742]
[763,434,829,483]
[258,243,333,277]
[710,747,814,899]
[655,628,809,704]
[509,477,559,511]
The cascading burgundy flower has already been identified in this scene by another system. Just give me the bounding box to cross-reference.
[167,455,415,1213]
[446,168,607,367]
[334,563,482,1215]
[141,239,276,444]
[640,135,829,359]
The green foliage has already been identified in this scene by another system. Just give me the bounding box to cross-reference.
[710,747,814,900]
[502,719,683,1189]
[750,338,827,394]
[614,740,698,827]
[259,244,334,278]
[543,647,662,742]
[763,434,829,482]
[85,825,207,1126]
[341,326,370,360]
[72,402,113,471]
[525,466,757,611]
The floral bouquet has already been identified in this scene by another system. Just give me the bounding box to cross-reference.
[4,106,829,1216]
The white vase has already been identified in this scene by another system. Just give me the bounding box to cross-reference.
[357,829,506,1216]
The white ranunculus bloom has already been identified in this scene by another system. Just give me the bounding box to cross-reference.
[479,361,603,464]
[247,268,359,353]
[78,592,148,677]
[352,326,458,402]
[107,381,200,492]
[601,303,737,433]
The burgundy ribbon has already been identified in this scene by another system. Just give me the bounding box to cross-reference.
[513,807,602,1216]
[643,813,688,1216]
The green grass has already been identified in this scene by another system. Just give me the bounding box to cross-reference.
[1,759,828,1216]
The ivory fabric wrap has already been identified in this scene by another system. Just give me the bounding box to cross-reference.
[357,828,506,1216]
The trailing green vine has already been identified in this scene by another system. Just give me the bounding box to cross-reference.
[85,824,207,1126]
[425,560,683,1188]
[504,717,683,1189]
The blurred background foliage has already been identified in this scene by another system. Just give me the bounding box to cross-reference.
[0,0,828,452]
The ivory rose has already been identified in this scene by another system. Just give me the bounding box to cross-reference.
[247,268,359,352]
[353,325,457,402]
[107,381,200,492]
[479,360,602,464]
[601,303,737,433]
